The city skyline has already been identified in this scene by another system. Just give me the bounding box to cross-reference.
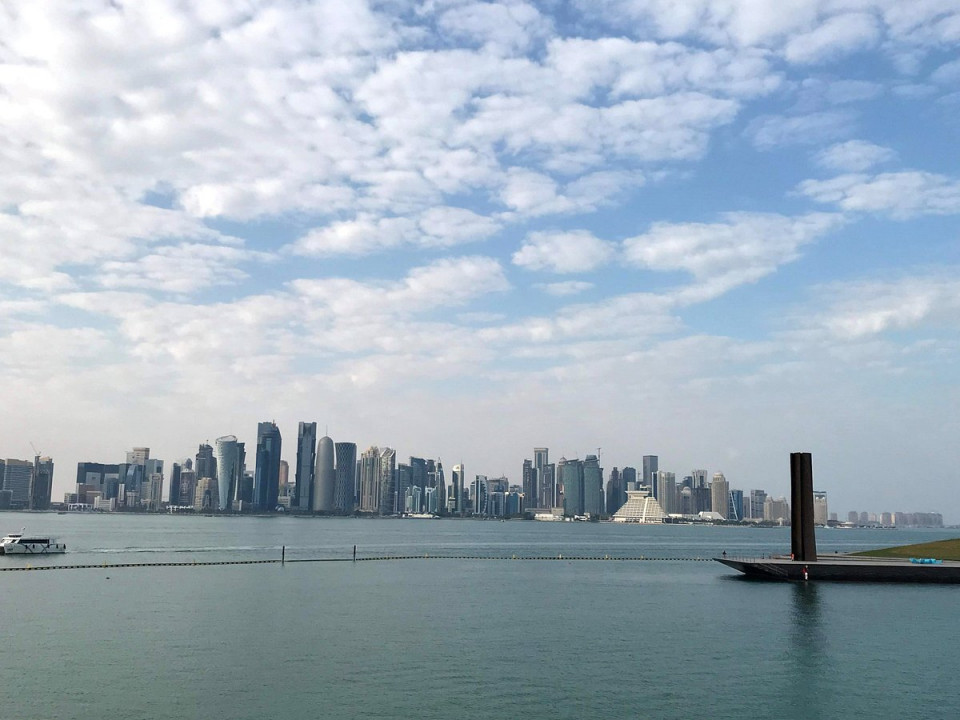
[1,3,958,520]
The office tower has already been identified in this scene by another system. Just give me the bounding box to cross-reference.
[359,447,381,512]
[730,489,744,521]
[294,422,317,512]
[334,442,357,513]
[29,456,53,510]
[195,444,217,484]
[2,459,33,508]
[398,465,413,512]
[643,455,658,498]
[194,476,219,511]
[679,486,695,515]
[621,466,637,492]
[215,435,243,511]
[606,467,626,515]
[691,469,707,489]
[254,421,282,510]
[169,462,182,507]
[314,435,335,512]
[141,471,163,510]
[534,447,548,471]
[540,463,556,509]
[522,459,537,510]
[434,459,446,514]
[178,466,197,507]
[710,472,729,519]
[278,461,289,496]
[693,486,712,513]
[813,491,828,525]
[654,470,677,514]
[452,464,465,515]
[378,447,396,515]
[582,455,603,516]
[472,475,488,516]
[127,447,150,465]
[750,490,767,519]
[765,497,790,522]
[558,458,583,517]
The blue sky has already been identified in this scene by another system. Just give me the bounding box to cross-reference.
[1,0,958,518]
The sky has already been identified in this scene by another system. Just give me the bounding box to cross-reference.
[1,0,958,519]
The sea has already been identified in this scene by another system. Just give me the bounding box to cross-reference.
[1,512,957,720]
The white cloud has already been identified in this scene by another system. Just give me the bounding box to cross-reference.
[931,58,960,85]
[512,231,617,273]
[624,212,844,296]
[748,111,855,149]
[813,140,897,172]
[808,273,960,339]
[783,12,881,64]
[798,171,960,217]
[535,281,595,296]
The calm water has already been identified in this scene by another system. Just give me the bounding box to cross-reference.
[1,513,957,719]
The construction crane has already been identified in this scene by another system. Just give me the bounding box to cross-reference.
[30,441,41,458]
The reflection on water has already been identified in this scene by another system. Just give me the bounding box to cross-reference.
[788,582,830,719]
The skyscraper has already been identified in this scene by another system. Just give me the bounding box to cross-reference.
[621,466,637,491]
[294,422,317,512]
[522,459,537,510]
[169,462,181,507]
[710,472,729,519]
[254,421,282,511]
[195,444,217,484]
[359,446,380,513]
[313,435,335,512]
[451,464,465,516]
[642,455,658,498]
[655,470,677,514]
[30,456,53,510]
[582,455,603,516]
[559,458,582,517]
[215,435,243,511]
[606,467,625,515]
[334,442,357,513]
[378,447,396,515]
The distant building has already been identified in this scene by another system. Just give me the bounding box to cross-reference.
[334,442,357,513]
[764,497,790,523]
[359,447,381,512]
[730,489,744,521]
[813,491,828,525]
[749,490,767,520]
[612,488,665,523]
[194,476,218,511]
[378,448,396,515]
[655,470,677,515]
[294,422,317,512]
[313,435,335,512]
[606,467,625,515]
[710,473,729,520]
[195,444,217,486]
[278,460,290,497]
[642,456,658,498]
[30,456,53,510]
[621,466,637,492]
[451,464,465,516]
[254,422,282,510]
[522,459,536,510]
[215,436,244,511]
[3,459,33,508]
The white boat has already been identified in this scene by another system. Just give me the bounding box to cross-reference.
[0,531,66,555]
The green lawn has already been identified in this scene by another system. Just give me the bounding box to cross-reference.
[852,538,960,561]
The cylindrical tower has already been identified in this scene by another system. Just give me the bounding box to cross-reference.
[215,435,239,511]
[313,435,335,512]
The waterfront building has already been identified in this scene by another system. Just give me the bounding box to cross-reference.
[643,456,658,498]
[397,464,413,512]
[693,486,712,514]
[378,448,396,514]
[30,456,53,510]
[813,491,828,525]
[654,470,677,514]
[540,463,557,509]
[178,466,197,507]
[75,462,121,502]
[582,455,603,516]
[279,460,290,497]
[679,486,695,515]
[764,496,790,523]
[691,469,707,489]
[424,486,438,514]
[472,475,488,516]
[141,472,163,510]
[533,447,548,508]
[612,488,665,523]
[710,473,729,520]
[194,476,219,511]
[359,447,381,512]
[169,462,181,507]
[522,459,536,510]
[749,489,767,520]
[334,442,357,513]
[559,458,583,517]
[314,435,336,512]
[294,422,317,512]
[195,444,217,485]
[452,464,465,516]
[215,435,243,511]
[621,466,637,492]
[2,459,33,508]
[409,457,427,513]
[254,421,282,511]
[730,489,744,521]
[433,460,446,514]
[881,511,893,527]
[606,467,626,515]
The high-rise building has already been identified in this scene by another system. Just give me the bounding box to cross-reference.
[451,464,465,515]
[3,459,33,508]
[294,422,317,512]
[606,467,625,514]
[127,447,150,465]
[194,476,219,511]
[559,458,582,517]
[195,444,217,484]
[539,463,556,509]
[522,459,537,510]
[691,469,708,489]
[359,447,381,513]
[378,447,396,515]
[472,475,488,516]
[30,456,53,510]
[765,497,789,522]
[813,491,828,526]
[655,470,677,514]
[334,442,357,513]
[730,489,744,521]
[582,455,603,516]
[314,435,335,512]
[621,466,637,491]
[169,462,182,507]
[710,472,729,519]
[178,465,197,507]
[278,461,290,497]
[254,422,282,511]
[643,456,658,498]
[434,460,446,514]
[215,435,243,511]
[749,489,767,520]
